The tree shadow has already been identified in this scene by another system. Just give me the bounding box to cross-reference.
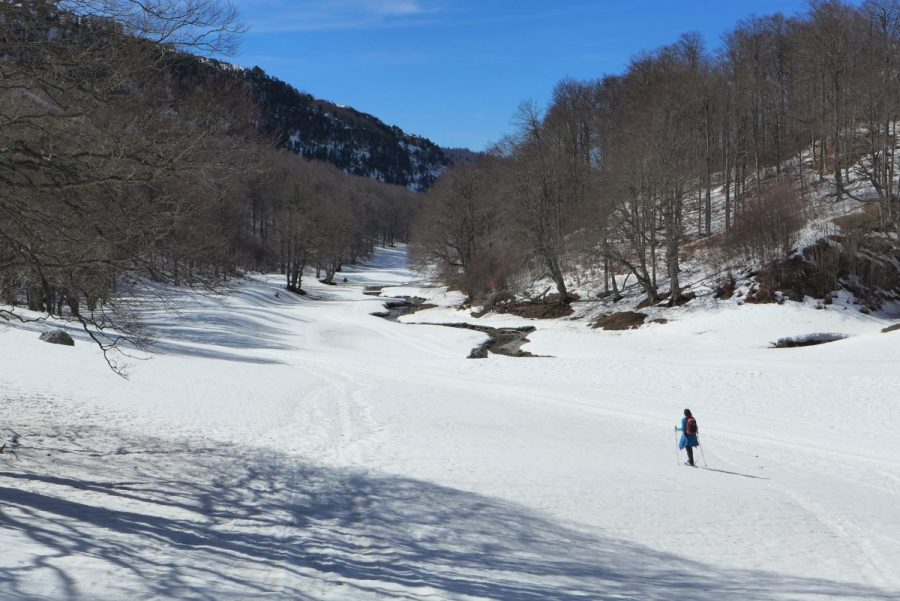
[133,281,308,364]
[3,279,301,366]
[146,335,288,365]
[0,428,895,601]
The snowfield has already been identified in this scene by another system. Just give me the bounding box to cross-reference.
[2,246,900,600]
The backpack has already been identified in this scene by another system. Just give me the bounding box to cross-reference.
[686,417,698,436]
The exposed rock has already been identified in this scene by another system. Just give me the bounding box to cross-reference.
[383,299,413,309]
[39,329,74,346]
[717,275,737,300]
[748,233,900,307]
[883,323,900,334]
[468,344,489,359]
[770,333,847,348]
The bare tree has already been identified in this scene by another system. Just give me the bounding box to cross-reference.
[0,0,251,370]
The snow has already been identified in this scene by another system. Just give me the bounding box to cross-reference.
[2,246,900,600]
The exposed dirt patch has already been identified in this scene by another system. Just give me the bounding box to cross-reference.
[883,323,900,334]
[498,301,573,319]
[635,294,667,309]
[592,311,648,330]
[487,293,579,319]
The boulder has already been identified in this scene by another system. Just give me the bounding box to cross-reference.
[468,344,489,359]
[39,329,75,346]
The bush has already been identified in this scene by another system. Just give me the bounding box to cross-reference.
[724,180,805,267]
[456,242,523,303]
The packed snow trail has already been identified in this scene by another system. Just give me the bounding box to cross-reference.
[2,246,899,600]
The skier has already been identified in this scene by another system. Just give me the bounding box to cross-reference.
[676,408,700,466]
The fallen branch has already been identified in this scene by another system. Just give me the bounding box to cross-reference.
[0,442,19,460]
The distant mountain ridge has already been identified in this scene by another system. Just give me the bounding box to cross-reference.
[242,66,452,191]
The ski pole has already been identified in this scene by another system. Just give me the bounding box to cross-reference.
[674,428,680,466]
[698,443,708,467]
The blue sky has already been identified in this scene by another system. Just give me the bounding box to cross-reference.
[230,1,827,151]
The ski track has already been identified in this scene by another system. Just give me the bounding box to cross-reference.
[705,433,900,590]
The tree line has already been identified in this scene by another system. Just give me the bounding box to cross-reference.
[414,0,900,307]
[0,0,418,365]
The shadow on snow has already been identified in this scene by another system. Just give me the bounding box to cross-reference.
[0,428,894,601]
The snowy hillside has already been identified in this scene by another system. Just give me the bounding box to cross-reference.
[2,247,900,600]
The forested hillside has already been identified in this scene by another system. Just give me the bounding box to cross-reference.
[242,66,450,191]
[0,0,420,367]
[167,58,452,190]
[414,0,900,316]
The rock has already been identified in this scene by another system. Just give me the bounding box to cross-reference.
[468,344,489,359]
[383,299,412,309]
[770,333,847,348]
[39,329,74,346]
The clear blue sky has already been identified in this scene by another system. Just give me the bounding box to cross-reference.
[230,1,827,151]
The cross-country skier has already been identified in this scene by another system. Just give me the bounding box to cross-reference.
[676,408,700,466]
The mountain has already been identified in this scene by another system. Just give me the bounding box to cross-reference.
[242,66,451,191]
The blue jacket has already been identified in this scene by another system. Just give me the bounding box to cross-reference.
[677,416,699,449]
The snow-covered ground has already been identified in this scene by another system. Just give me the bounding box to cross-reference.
[2,246,899,600]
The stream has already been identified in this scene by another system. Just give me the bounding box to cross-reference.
[366,287,538,359]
